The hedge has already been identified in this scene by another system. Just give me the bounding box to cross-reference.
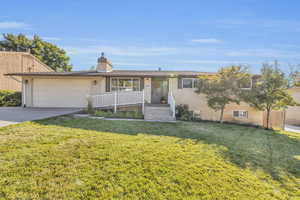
[0,90,22,107]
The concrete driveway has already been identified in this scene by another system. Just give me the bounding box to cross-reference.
[0,107,82,127]
[285,125,300,133]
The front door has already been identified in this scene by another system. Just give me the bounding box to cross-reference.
[151,78,169,104]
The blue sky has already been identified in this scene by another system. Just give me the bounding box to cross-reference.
[1,0,300,73]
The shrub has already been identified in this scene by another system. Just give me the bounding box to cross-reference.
[176,104,194,121]
[86,96,95,114]
[95,110,143,119]
[0,90,22,107]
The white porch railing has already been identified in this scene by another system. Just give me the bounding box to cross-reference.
[89,90,145,113]
[168,92,176,119]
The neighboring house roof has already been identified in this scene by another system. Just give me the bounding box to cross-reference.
[1,51,54,91]
[0,51,54,72]
[6,70,215,77]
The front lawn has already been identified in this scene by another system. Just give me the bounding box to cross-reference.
[0,117,299,199]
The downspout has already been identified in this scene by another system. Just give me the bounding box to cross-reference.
[23,79,26,107]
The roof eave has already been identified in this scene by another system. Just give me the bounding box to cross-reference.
[5,73,203,78]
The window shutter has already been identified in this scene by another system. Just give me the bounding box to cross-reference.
[178,77,182,89]
[106,77,110,92]
[140,78,144,91]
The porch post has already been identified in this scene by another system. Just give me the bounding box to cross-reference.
[142,89,145,114]
[114,91,117,113]
[23,79,26,107]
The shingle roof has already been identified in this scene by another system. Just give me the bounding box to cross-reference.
[6,70,215,77]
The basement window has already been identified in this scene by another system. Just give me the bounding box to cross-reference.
[233,111,248,118]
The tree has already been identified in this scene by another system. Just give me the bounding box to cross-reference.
[241,64,299,129]
[90,65,96,70]
[288,64,300,87]
[0,33,72,72]
[196,66,250,123]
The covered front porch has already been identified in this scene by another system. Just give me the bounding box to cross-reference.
[98,76,176,104]
[89,76,176,120]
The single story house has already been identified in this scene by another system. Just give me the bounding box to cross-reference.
[7,53,285,127]
[0,51,53,91]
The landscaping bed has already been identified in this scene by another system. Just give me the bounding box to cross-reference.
[0,90,21,107]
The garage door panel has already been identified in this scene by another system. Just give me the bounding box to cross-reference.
[33,79,91,107]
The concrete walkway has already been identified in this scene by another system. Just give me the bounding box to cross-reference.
[285,125,300,133]
[0,107,82,127]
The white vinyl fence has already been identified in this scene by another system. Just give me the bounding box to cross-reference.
[168,92,176,118]
[89,90,145,113]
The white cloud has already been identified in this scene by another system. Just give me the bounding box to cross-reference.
[225,49,300,58]
[203,19,300,32]
[177,60,246,64]
[190,38,222,44]
[0,21,28,29]
[25,35,61,41]
[42,37,61,41]
[79,38,109,43]
[65,46,179,56]
[113,62,159,67]
[175,60,258,66]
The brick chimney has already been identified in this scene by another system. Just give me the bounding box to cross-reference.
[97,52,113,72]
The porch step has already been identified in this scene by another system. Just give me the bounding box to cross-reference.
[144,105,175,122]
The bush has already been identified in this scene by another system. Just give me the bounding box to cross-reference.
[86,96,95,114]
[0,90,22,107]
[95,110,144,119]
[176,104,194,121]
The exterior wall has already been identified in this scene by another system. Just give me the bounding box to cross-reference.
[169,78,221,121]
[223,102,263,126]
[23,76,104,107]
[0,51,53,91]
[286,87,300,125]
[144,78,151,103]
[169,77,264,126]
[90,77,106,95]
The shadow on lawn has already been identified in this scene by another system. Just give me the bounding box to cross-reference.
[36,117,300,181]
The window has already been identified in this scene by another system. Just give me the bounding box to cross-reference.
[111,77,140,91]
[233,111,248,118]
[183,78,193,88]
[182,78,199,88]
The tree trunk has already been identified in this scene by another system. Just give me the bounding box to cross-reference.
[220,107,225,123]
[283,109,286,130]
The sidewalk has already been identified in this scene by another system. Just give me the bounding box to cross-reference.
[285,125,300,133]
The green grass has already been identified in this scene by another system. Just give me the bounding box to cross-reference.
[94,110,144,119]
[0,117,299,199]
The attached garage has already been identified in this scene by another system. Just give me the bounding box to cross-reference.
[31,78,92,107]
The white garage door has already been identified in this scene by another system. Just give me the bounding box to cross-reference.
[33,79,91,107]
